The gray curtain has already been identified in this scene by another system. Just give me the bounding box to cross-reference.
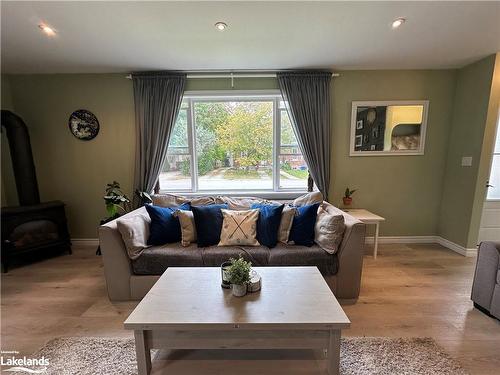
[132,72,186,195]
[277,72,332,200]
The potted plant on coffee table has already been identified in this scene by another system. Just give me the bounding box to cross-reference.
[226,256,252,297]
[343,188,357,206]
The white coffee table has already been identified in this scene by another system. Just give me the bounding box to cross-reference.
[342,208,385,259]
[124,266,350,375]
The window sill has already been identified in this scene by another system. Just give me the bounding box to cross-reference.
[157,190,311,200]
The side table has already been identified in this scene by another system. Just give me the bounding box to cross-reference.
[342,208,385,259]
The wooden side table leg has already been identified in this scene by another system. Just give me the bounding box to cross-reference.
[134,330,151,375]
[327,329,341,375]
[374,222,380,259]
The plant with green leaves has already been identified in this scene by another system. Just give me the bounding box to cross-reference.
[344,188,357,198]
[103,181,131,219]
[135,189,152,206]
[226,256,252,285]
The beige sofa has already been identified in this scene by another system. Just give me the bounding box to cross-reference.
[99,200,366,303]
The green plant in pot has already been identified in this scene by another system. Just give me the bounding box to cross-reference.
[343,188,357,206]
[103,181,131,219]
[226,256,252,297]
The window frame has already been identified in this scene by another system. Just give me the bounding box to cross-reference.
[486,115,500,201]
[160,90,309,198]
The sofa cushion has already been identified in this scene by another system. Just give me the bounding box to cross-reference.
[251,203,284,248]
[219,209,260,246]
[216,196,269,210]
[293,191,323,207]
[175,210,197,247]
[201,246,270,267]
[132,245,270,275]
[278,206,296,243]
[289,203,320,246]
[116,214,151,260]
[131,243,203,275]
[152,194,217,207]
[192,204,228,247]
[145,203,190,245]
[268,244,338,275]
[315,202,345,254]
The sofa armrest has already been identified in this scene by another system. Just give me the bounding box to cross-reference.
[471,241,500,311]
[99,206,148,301]
[334,211,366,300]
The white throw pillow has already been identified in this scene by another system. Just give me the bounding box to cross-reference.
[116,214,151,259]
[293,191,324,207]
[218,209,260,246]
[175,210,197,247]
[278,206,296,244]
[314,202,345,254]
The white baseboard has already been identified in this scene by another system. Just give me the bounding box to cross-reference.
[365,235,477,257]
[71,238,99,247]
[365,236,438,244]
[435,237,477,257]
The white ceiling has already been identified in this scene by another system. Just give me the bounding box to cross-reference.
[1,1,499,74]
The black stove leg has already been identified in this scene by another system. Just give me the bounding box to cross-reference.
[1,259,8,273]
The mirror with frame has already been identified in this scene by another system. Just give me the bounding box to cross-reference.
[350,100,429,156]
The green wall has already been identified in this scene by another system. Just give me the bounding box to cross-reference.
[2,74,136,238]
[438,55,499,248]
[330,70,457,236]
[0,61,497,241]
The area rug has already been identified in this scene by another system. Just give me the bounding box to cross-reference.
[24,336,467,375]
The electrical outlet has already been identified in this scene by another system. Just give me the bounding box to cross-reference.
[461,156,473,167]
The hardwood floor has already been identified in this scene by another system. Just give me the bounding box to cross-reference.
[1,243,499,374]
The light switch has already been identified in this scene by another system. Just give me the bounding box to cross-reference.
[461,156,473,167]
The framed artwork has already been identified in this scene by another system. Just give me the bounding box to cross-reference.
[350,100,429,156]
[68,109,100,141]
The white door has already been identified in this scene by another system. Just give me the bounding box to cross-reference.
[478,116,500,242]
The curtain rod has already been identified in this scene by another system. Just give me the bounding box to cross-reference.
[125,72,340,79]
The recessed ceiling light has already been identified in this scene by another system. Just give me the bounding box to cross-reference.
[215,22,227,31]
[391,18,406,29]
[38,24,56,36]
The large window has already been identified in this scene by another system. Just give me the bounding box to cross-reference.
[159,92,309,193]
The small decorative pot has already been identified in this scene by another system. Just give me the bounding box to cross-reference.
[343,197,352,206]
[232,283,247,297]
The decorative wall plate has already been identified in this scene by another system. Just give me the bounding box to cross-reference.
[68,109,99,140]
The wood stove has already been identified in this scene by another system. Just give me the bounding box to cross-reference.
[1,110,71,272]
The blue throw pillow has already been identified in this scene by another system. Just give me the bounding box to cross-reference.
[145,203,190,246]
[192,204,229,247]
[251,204,284,248]
[289,203,320,247]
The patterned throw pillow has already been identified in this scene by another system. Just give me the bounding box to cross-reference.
[218,209,260,246]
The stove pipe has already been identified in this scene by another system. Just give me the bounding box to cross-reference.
[1,110,41,206]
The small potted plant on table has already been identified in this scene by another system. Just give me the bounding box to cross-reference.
[226,256,252,297]
[343,188,357,206]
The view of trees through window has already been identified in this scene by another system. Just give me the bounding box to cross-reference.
[160,95,308,192]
